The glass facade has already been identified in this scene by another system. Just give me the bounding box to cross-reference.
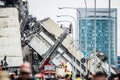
[77,8,117,66]
[117,56,120,69]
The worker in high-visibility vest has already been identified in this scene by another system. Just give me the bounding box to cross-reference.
[62,62,67,72]
[75,74,81,80]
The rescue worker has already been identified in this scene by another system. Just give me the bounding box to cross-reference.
[16,62,34,80]
[94,71,107,80]
[75,74,81,80]
[66,72,72,80]
[10,72,17,80]
[64,74,71,80]
[87,73,94,80]
[113,74,120,80]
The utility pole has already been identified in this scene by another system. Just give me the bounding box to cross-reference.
[94,0,97,73]
[58,7,82,77]
[84,0,87,51]
[108,0,111,76]
[57,15,77,79]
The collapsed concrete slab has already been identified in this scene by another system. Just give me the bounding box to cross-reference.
[0,8,23,67]
[39,17,116,75]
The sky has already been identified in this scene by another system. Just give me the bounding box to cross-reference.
[28,0,120,55]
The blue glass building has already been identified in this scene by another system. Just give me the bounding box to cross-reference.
[77,8,117,66]
[117,56,120,68]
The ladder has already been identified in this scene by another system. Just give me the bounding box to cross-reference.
[39,29,68,70]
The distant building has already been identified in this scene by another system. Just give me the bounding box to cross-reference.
[77,8,117,66]
[117,56,120,68]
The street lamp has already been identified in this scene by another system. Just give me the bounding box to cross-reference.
[57,7,88,77]
[83,0,88,52]
[58,1,87,50]
[57,15,76,40]
[57,15,77,78]
[58,7,83,77]
[108,0,111,76]
[58,0,88,76]
[57,15,76,23]
[57,20,72,24]
[57,15,76,46]
[94,0,97,73]
[58,7,81,21]
[58,7,81,50]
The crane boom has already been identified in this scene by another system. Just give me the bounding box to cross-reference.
[39,30,68,70]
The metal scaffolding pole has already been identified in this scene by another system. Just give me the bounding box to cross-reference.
[108,0,111,76]
[58,7,84,78]
[94,0,97,73]
[57,15,77,79]
[84,0,88,51]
